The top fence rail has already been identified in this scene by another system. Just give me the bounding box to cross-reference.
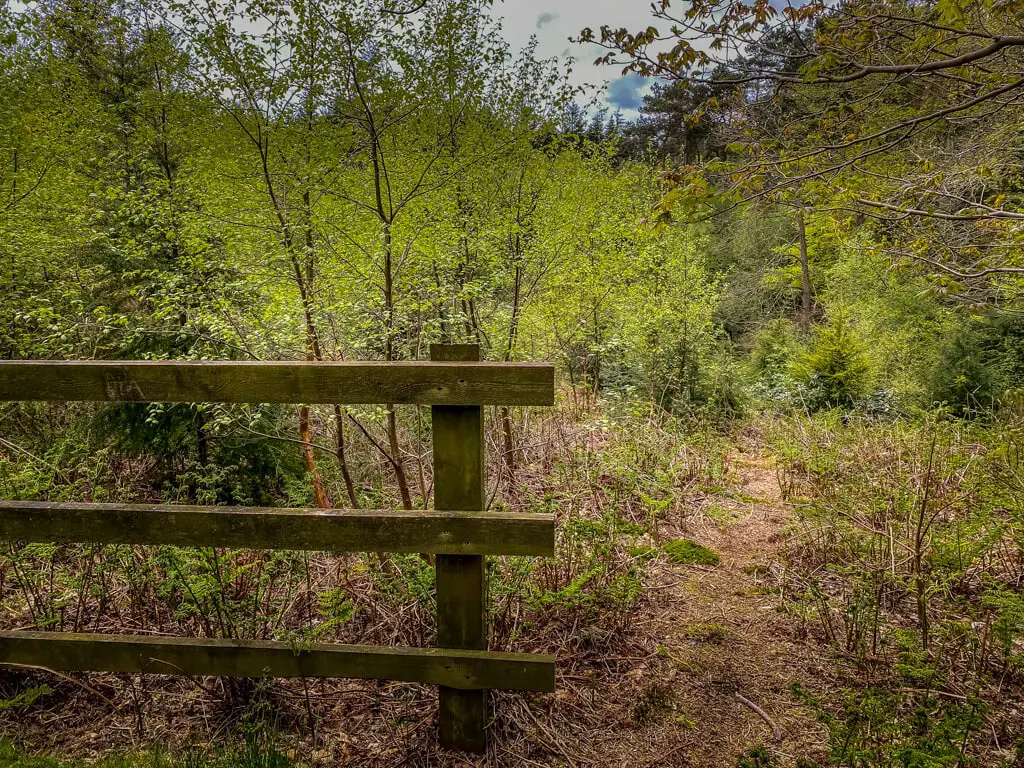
[0,361,555,406]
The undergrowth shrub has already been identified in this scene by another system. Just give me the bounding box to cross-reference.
[792,316,871,409]
[925,323,1002,416]
[793,680,988,768]
[736,746,777,768]
[769,409,1024,765]
[924,316,1024,417]
[699,348,748,421]
[749,317,803,385]
[0,729,293,768]
[493,404,731,650]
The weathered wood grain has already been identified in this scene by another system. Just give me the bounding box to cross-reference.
[0,632,556,692]
[0,501,554,557]
[0,361,555,406]
[431,344,489,752]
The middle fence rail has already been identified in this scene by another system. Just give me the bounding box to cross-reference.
[0,348,555,753]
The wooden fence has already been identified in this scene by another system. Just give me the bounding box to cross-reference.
[0,344,556,753]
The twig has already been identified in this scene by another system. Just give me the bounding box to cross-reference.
[735,692,782,742]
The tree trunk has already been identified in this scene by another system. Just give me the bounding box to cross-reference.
[500,261,524,486]
[334,405,359,509]
[249,109,333,512]
[382,221,413,510]
[797,209,812,328]
[299,405,331,509]
[287,245,331,510]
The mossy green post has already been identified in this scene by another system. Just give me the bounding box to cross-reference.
[431,344,487,753]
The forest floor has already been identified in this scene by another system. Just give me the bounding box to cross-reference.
[0,435,843,768]
[577,446,834,768]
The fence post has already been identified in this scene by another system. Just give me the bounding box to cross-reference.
[430,343,487,752]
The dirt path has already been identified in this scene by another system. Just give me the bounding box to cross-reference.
[602,450,834,767]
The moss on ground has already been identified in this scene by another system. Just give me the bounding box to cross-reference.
[684,621,728,644]
[662,538,721,566]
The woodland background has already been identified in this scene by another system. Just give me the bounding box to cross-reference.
[0,0,1023,765]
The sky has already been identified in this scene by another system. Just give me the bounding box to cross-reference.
[6,0,659,117]
[493,0,658,118]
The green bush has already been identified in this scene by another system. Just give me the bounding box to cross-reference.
[699,347,749,420]
[925,322,1004,415]
[794,316,871,408]
[736,746,777,768]
[792,681,987,768]
[749,317,803,383]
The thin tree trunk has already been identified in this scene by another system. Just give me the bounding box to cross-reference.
[289,251,332,510]
[797,209,812,328]
[300,405,331,509]
[914,435,938,652]
[500,408,516,487]
[386,408,412,509]
[334,406,359,508]
[247,108,332,511]
[500,261,524,486]
[382,221,413,510]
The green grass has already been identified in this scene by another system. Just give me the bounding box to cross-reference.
[0,739,294,768]
[662,538,721,566]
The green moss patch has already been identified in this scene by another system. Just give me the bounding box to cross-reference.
[684,622,727,644]
[662,538,721,566]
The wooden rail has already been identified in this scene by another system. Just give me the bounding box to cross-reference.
[0,632,555,692]
[0,347,556,753]
[0,360,555,405]
[0,502,554,557]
